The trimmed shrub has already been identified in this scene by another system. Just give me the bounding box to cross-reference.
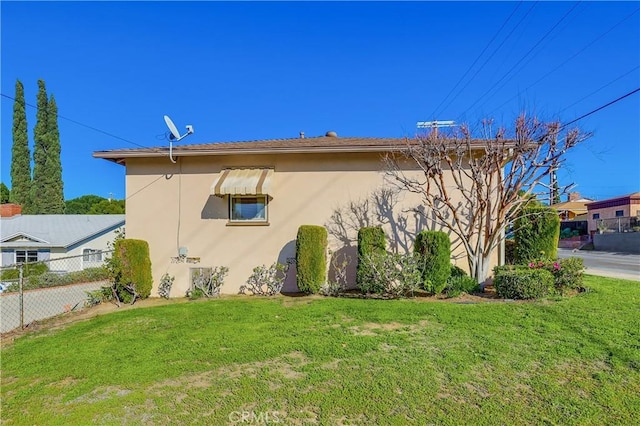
[356,252,422,297]
[356,226,386,288]
[414,230,451,294]
[493,265,554,299]
[296,225,328,294]
[108,239,153,303]
[514,206,560,263]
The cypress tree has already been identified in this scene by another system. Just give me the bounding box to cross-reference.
[10,80,32,211]
[44,95,64,213]
[32,79,49,214]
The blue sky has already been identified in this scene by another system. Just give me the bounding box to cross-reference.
[1,1,638,202]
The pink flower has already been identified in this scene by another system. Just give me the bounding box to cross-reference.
[529,262,535,268]
[553,262,560,270]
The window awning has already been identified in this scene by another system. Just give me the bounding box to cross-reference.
[211,168,274,196]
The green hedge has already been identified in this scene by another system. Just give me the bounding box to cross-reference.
[296,225,327,294]
[110,239,153,301]
[514,206,560,263]
[493,265,554,299]
[414,230,451,294]
[356,227,386,288]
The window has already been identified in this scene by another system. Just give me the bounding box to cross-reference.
[230,195,268,222]
[592,213,600,220]
[16,250,38,263]
[83,248,103,262]
[615,210,624,217]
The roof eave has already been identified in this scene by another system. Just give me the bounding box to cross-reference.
[92,144,501,163]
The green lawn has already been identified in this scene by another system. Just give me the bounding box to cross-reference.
[1,275,639,425]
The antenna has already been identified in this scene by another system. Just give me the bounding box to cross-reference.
[163,115,194,163]
[417,120,456,137]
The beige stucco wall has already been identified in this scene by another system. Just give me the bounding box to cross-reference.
[124,152,497,296]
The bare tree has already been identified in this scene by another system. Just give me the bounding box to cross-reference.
[384,114,589,284]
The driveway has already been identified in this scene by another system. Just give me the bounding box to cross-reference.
[558,248,640,281]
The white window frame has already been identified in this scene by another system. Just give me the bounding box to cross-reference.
[229,195,268,223]
[15,249,38,264]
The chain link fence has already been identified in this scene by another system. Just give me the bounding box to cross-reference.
[0,250,113,333]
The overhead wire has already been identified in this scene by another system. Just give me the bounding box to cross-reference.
[429,1,524,120]
[456,1,582,123]
[557,66,639,116]
[1,93,149,149]
[559,87,640,130]
[434,1,539,122]
[484,7,640,119]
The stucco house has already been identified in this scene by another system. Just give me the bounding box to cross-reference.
[551,192,593,220]
[0,214,125,271]
[587,192,640,235]
[93,133,504,296]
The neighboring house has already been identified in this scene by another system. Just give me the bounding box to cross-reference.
[0,215,125,271]
[586,192,640,235]
[551,192,593,220]
[93,133,505,296]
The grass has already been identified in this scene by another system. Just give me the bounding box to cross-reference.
[1,275,639,425]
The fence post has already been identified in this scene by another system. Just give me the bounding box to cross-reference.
[19,263,24,329]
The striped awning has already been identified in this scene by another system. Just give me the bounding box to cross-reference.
[211,168,274,196]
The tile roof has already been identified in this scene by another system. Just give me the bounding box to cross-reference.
[0,215,125,249]
[93,135,502,163]
[550,201,590,212]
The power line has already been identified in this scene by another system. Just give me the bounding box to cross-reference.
[560,87,640,130]
[484,7,640,118]
[429,1,524,120]
[557,66,639,115]
[435,2,539,121]
[457,1,582,122]
[1,93,149,149]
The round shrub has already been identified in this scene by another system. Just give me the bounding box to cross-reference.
[356,227,386,288]
[493,266,554,300]
[514,206,560,263]
[296,225,328,294]
[414,230,451,294]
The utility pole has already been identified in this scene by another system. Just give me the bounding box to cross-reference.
[548,122,560,205]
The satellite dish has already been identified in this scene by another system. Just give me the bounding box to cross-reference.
[164,115,181,140]
[163,115,195,163]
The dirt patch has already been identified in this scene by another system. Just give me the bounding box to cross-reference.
[149,351,309,396]
[67,386,132,405]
